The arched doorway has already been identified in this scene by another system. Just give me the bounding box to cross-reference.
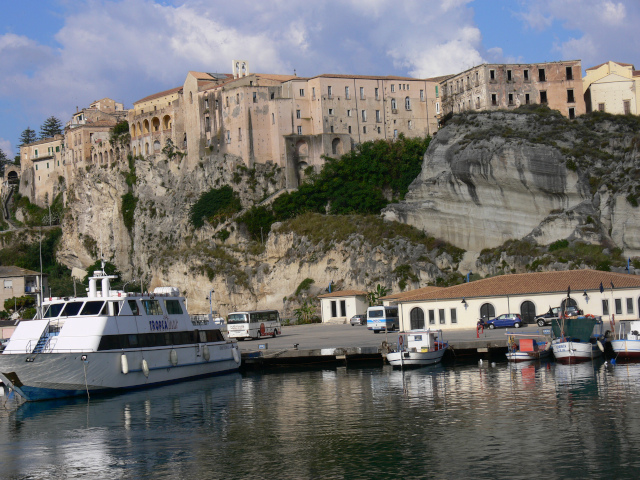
[332,138,343,155]
[560,297,578,311]
[480,303,495,320]
[520,301,536,324]
[410,307,425,330]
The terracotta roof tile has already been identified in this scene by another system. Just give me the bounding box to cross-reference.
[134,86,182,105]
[0,266,45,277]
[398,269,640,302]
[317,289,368,298]
[586,61,635,71]
[380,286,442,301]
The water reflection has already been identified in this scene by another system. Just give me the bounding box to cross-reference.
[1,363,640,479]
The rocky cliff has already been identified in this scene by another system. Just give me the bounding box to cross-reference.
[383,108,640,259]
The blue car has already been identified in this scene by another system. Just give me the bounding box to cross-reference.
[486,314,523,329]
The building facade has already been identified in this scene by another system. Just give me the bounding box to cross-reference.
[0,266,48,314]
[583,61,640,115]
[441,61,586,119]
[318,290,369,324]
[395,270,640,332]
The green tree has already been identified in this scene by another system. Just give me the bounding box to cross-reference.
[367,284,390,306]
[39,116,63,139]
[293,301,316,324]
[109,121,130,147]
[0,147,9,175]
[19,127,37,146]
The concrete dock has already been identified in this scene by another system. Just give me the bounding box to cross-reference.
[236,323,549,368]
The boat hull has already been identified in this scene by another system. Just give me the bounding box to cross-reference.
[0,343,240,401]
[387,348,446,367]
[506,349,551,363]
[552,341,602,364]
[611,339,640,360]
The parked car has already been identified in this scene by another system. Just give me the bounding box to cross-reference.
[486,313,523,329]
[350,314,367,326]
[535,306,583,327]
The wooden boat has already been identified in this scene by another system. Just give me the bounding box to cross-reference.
[387,330,448,367]
[505,334,552,362]
[611,320,640,361]
[551,315,604,364]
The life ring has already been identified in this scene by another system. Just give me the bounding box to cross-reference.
[398,335,404,349]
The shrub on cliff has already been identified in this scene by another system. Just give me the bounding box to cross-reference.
[189,186,241,229]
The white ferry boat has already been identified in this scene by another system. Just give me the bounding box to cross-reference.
[611,320,640,361]
[0,266,241,401]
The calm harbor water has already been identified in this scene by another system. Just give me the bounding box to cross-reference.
[1,360,640,479]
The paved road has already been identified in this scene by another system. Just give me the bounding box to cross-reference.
[234,323,546,352]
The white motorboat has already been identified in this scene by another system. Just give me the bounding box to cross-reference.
[387,330,448,367]
[0,266,241,401]
[611,320,640,361]
[551,315,604,364]
[505,334,552,362]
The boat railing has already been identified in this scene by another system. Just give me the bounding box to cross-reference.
[190,314,210,326]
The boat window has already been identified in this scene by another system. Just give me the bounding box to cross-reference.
[142,300,163,316]
[80,301,105,316]
[43,303,65,318]
[128,300,140,315]
[111,301,121,316]
[61,302,84,317]
[165,299,183,315]
[369,310,384,318]
[97,330,225,351]
[228,313,248,324]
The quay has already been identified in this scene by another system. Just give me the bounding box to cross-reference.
[236,323,546,368]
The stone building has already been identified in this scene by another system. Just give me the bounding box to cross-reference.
[65,98,128,169]
[18,134,65,206]
[441,60,586,119]
[583,61,640,115]
[134,62,446,188]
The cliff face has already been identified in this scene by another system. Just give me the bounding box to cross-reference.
[383,110,640,257]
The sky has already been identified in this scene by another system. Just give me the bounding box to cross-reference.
[1,0,639,158]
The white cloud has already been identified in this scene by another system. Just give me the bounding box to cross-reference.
[0,138,12,158]
[516,0,640,68]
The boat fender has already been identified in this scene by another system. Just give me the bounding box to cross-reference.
[232,347,240,364]
[170,349,178,366]
[597,340,605,353]
[142,359,149,377]
[121,354,129,375]
[203,344,210,361]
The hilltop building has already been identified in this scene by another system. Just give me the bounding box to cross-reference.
[441,60,586,119]
[18,134,65,206]
[131,61,447,188]
[582,61,640,115]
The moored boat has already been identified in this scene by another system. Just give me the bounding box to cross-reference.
[611,320,640,361]
[0,265,241,401]
[387,329,448,367]
[505,334,552,362]
[551,315,604,364]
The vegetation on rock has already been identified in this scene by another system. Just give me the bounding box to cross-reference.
[189,186,242,229]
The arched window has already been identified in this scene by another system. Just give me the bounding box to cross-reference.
[163,115,171,130]
[405,96,411,110]
[143,120,150,134]
[153,140,160,151]
[391,98,397,109]
[480,303,495,320]
[520,301,536,324]
[410,308,425,330]
[152,117,160,132]
[145,142,149,155]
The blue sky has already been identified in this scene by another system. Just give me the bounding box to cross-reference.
[1,0,639,157]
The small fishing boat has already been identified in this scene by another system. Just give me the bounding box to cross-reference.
[611,320,640,361]
[551,315,604,364]
[505,334,552,362]
[0,264,241,401]
[387,329,448,367]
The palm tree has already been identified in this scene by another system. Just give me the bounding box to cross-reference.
[368,284,390,306]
